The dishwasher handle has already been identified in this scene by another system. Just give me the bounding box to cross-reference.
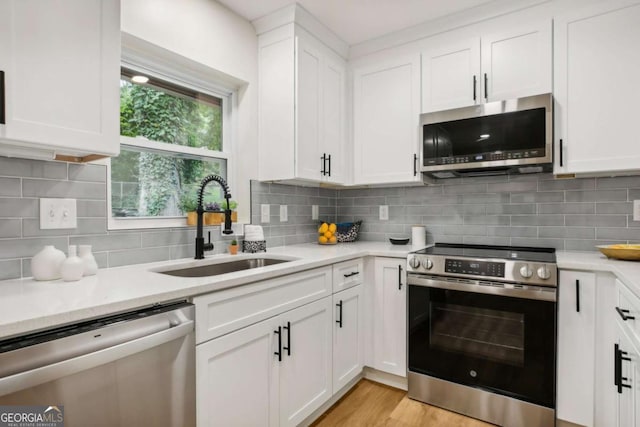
[0,318,193,397]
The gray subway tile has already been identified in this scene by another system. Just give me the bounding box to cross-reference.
[461,193,509,204]
[538,227,594,239]
[22,218,106,237]
[442,225,487,236]
[421,215,463,225]
[0,158,67,179]
[70,233,140,252]
[170,244,193,260]
[629,189,640,200]
[68,164,107,183]
[0,219,21,238]
[511,215,564,226]
[565,190,627,202]
[596,202,632,215]
[485,204,536,215]
[0,237,68,259]
[565,239,625,252]
[487,226,537,237]
[0,259,21,280]
[141,230,192,247]
[510,192,564,203]
[538,178,595,191]
[0,178,21,197]
[77,200,107,217]
[108,247,171,268]
[486,181,537,193]
[597,176,640,189]
[565,215,627,227]
[443,183,487,195]
[0,198,38,218]
[597,228,640,241]
[23,179,106,200]
[463,215,510,226]
[463,236,510,246]
[510,237,564,250]
[406,206,442,216]
[537,203,595,214]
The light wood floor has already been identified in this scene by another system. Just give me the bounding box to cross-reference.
[311,379,494,427]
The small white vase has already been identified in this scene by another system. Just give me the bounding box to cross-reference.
[31,245,66,281]
[78,245,98,276]
[60,245,85,282]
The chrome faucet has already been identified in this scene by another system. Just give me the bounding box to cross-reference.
[195,175,233,259]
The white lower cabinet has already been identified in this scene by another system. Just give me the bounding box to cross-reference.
[372,258,407,377]
[333,285,364,393]
[196,296,332,427]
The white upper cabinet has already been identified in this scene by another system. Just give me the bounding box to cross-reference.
[421,38,481,113]
[0,0,120,160]
[352,55,421,185]
[554,1,640,175]
[420,21,551,113]
[258,25,346,184]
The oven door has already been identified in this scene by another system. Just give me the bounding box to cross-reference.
[408,277,556,408]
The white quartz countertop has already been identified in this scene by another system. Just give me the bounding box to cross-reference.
[2,242,640,340]
[0,242,409,339]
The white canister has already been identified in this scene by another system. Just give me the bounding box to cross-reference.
[411,225,427,249]
[60,245,85,282]
[78,245,98,276]
[31,245,66,281]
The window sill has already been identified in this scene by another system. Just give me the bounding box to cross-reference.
[107,216,246,235]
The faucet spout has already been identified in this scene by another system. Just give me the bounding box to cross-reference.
[195,174,233,259]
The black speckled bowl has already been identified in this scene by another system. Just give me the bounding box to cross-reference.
[389,237,410,245]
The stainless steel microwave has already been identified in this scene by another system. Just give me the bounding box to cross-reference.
[420,93,553,178]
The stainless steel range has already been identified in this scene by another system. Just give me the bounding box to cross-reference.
[406,243,557,427]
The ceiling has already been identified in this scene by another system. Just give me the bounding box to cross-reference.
[217,0,497,45]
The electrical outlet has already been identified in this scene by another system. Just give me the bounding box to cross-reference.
[40,198,77,229]
[280,205,288,222]
[379,205,389,221]
[261,204,270,223]
[312,205,319,220]
[634,200,640,222]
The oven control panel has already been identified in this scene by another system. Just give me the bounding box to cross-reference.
[445,259,505,277]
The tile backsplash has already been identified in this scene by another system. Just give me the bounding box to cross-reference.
[1,157,640,281]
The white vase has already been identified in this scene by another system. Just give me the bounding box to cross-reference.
[60,245,85,282]
[78,245,98,276]
[31,245,66,281]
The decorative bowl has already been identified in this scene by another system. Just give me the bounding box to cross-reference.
[389,237,410,245]
[597,244,640,261]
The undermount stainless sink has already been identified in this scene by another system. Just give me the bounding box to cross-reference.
[157,257,294,278]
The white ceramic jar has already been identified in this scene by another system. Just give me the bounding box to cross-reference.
[31,245,66,281]
[78,245,98,276]
[60,245,85,282]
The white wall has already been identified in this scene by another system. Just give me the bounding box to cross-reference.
[121,0,258,222]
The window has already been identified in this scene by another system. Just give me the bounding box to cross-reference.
[108,65,232,229]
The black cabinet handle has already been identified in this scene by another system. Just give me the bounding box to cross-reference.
[559,139,564,167]
[336,300,343,328]
[343,271,359,278]
[473,75,477,101]
[398,265,403,290]
[616,307,636,321]
[413,153,418,176]
[576,279,580,313]
[484,73,488,100]
[274,326,282,362]
[615,343,633,393]
[0,71,5,125]
[283,321,291,356]
[327,154,331,177]
[320,153,326,176]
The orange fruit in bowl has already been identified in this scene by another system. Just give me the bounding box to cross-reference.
[319,235,328,244]
[319,223,328,234]
[329,223,337,233]
[329,236,337,244]
[324,231,333,239]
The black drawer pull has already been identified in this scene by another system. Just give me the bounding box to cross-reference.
[274,326,282,362]
[413,153,418,177]
[615,343,633,393]
[343,271,359,278]
[559,139,564,167]
[576,279,580,313]
[398,265,403,290]
[616,307,636,321]
[484,73,488,100]
[283,321,291,356]
[336,300,343,328]
[0,71,5,125]
[473,75,477,101]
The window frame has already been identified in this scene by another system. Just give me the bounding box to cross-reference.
[107,53,235,230]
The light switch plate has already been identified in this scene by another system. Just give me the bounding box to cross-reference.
[634,200,640,222]
[312,205,319,220]
[261,204,270,223]
[280,205,288,222]
[379,205,389,221]
[40,198,77,229]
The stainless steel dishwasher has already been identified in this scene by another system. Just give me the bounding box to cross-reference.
[0,301,195,427]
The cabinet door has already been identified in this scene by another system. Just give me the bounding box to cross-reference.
[557,270,597,427]
[421,38,480,112]
[279,297,332,427]
[333,285,364,393]
[373,258,407,377]
[481,21,551,102]
[321,53,346,184]
[295,35,323,181]
[554,2,640,174]
[196,316,280,427]
[0,0,120,157]
[615,323,639,427]
[353,55,421,185]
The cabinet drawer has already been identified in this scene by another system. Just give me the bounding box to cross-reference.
[332,259,363,292]
[616,279,640,345]
[194,267,332,344]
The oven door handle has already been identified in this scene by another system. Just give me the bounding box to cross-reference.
[407,274,556,302]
